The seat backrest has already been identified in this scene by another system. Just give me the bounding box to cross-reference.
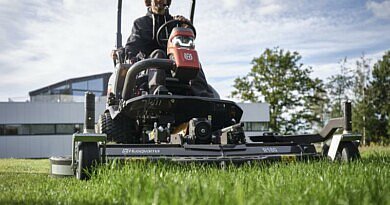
[114,63,131,98]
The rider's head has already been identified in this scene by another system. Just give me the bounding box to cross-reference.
[145,0,171,15]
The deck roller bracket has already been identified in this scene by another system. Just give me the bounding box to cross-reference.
[71,92,107,170]
[327,133,362,160]
[327,101,362,161]
[84,92,95,133]
[71,133,107,170]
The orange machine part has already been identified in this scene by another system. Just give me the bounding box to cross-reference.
[167,28,200,81]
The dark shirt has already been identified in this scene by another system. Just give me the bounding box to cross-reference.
[124,9,216,98]
[125,9,173,59]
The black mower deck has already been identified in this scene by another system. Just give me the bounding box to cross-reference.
[103,143,320,163]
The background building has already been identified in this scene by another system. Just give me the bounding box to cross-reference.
[0,73,269,158]
[29,72,111,102]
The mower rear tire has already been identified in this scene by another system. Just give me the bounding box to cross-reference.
[337,141,360,162]
[76,142,100,180]
[99,113,133,143]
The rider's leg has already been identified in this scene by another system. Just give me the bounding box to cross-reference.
[190,65,217,98]
[148,49,167,94]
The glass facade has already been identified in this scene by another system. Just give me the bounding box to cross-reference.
[72,81,88,90]
[70,78,104,95]
[87,79,103,91]
[0,124,84,136]
[56,124,77,134]
[243,122,269,132]
[30,124,55,135]
[29,72,112,102]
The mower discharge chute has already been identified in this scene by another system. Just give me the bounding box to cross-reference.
[70,0,362,180]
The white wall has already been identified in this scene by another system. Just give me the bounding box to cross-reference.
[239,103,270,122]
[0,102,106,124]
[0,135,72,158]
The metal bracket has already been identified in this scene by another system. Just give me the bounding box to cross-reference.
[327,133,362,161]
[71,133,107,170]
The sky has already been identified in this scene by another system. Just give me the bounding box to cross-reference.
[0,0,389,101]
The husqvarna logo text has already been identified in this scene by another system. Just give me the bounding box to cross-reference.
[184,53,193,61]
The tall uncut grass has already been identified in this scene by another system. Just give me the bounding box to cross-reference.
[0,147,389,205]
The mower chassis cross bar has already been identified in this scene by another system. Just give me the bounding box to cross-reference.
[249,101,356,144]
[319,118,344,139]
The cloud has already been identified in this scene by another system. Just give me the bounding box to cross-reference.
[221,0,244,10]
[257,0,284,16]
[366,0,390,19]
[0,0,389,101]
[309,50,385,80]
[258,4,283,16]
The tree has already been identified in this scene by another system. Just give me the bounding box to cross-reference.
[325,58,354,118]
[353,54,371,100]
[352,91,378,145]
[368,50,390,142]
[351,54,372,145]
[231,47,327,134]
[299,78,329,131]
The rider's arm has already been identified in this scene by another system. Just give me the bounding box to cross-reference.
[125,21,143,60]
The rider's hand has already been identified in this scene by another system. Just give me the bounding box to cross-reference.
[174,15,190,27]
[129,57,138,64]
[174,15,190,23]
[111,50,118,60]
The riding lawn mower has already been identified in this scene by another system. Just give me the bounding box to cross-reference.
[62,0,361,180]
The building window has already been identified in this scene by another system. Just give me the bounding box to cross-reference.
[30,124,55,135]
[0,125,4,135]
[0,124,85,135]
[3,125,30,135]
[72,81,88,90]
[56,124,76,134]
[71,78,103,93]
[87,78,103,91]
[243,122,269,132]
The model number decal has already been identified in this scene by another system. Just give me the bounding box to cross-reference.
[122,149,161,155]
[262,147,278,153]
[149,99,162,106]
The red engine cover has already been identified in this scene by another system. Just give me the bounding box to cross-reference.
[172,48,200,70]
[167,28,200,81]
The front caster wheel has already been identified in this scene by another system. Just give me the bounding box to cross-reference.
[76,142,100,180]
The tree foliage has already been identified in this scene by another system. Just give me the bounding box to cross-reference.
[325,58,354,118]
[351,55,373,144]
[368,51,390,141]
[231,47,327,134]
[326,51,390,144]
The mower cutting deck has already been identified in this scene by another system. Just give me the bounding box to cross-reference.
[68,95,360,180]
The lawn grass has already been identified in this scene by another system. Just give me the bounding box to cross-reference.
[0,146,389,205]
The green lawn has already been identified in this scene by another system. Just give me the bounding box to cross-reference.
[0,147,389,205]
